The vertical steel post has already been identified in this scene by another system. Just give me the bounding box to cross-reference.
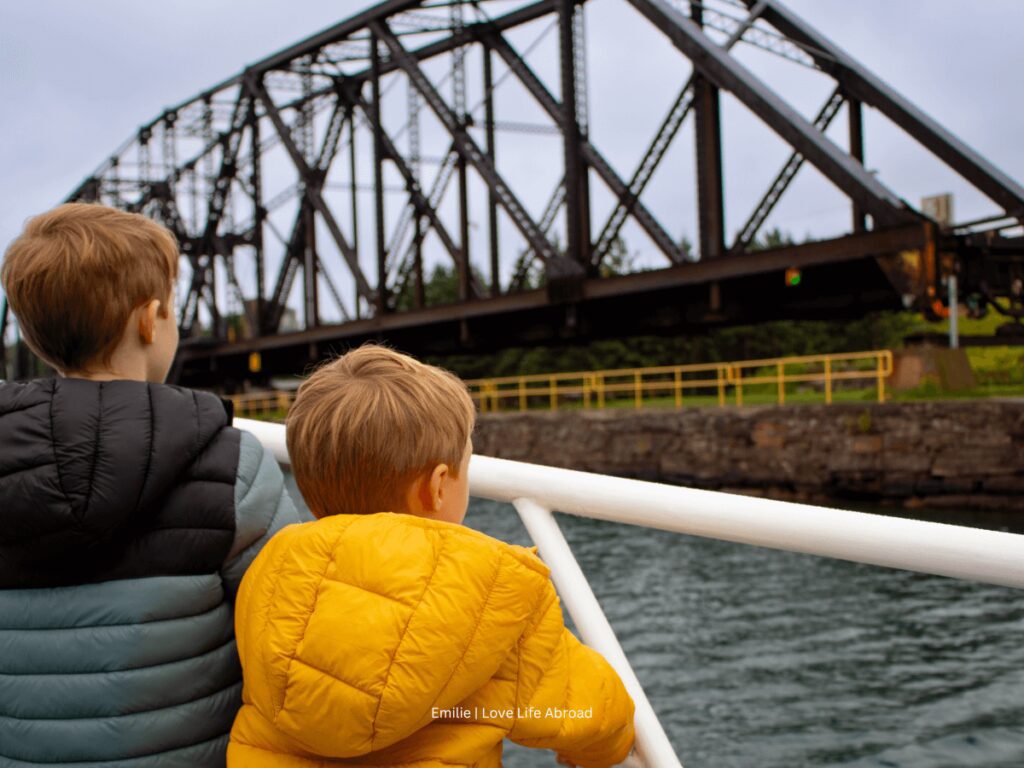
[302,202,319,328]
[948,275,959,349]
[250,110,265,336]
[413,214,426,309]
[371,34,388,315]
[848,98,867,232]
[691,2,725,260]
[451,1,472,303]
[407,82,426,309]
[558,0,591,268]
[483,43,501,297]
[457,159,471,303]
[347,106,361,319]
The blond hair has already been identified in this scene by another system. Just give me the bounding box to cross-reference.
[1,203,179,372]
[286,344,476,517]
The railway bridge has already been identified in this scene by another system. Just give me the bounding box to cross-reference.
[4,0,1022,388]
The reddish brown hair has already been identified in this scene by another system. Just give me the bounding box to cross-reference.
[1,203,179,372]
[286,344,476,517]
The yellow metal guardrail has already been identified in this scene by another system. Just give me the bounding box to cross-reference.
[228,350,893,418]
[228,390,295,419]
[467,350,893,413]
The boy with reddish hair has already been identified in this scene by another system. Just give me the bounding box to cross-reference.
[0,203,299,767]
[228,344,636,767]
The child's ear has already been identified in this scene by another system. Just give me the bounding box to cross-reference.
[137,300,160,345]
[427,463,450,512]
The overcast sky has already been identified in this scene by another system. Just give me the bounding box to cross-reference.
[2,0,1022,304]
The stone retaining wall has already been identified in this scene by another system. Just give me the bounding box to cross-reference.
[473,402,1024,511]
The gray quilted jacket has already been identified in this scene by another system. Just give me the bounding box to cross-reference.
[0,378,301,767]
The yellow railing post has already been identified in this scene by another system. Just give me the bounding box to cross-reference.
[674,368,682,409]
[877,355,886,403]
[777,362,786,405]
[717,366,726,407]
[583,375,591,409]
[598,374,605,410]
[733,366,744,406]
[550,378,557,411]
[518,377,527,412]
[824,357,833,405]
[635,371,642,409]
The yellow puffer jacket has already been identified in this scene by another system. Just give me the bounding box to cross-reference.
[228,512,635,767]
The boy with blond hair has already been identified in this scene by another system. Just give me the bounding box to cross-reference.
[0,203,299,767]
[228,345,636,767]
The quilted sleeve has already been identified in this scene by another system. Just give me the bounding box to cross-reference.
[220,430,301,599]
[507,580,635,768]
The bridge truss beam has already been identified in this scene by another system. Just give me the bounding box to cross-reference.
[32,0,1021,388]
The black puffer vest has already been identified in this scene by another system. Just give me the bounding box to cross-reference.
[0,377,238,588]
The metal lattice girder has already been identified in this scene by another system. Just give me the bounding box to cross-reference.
[370,19,560,265]
[511,181,566,291]
[346,91,484,298]
[387,147,459,284]
[483,27,687,266]
[745,0,1024,223]
[265,209,307,332]
[731,86,846,253]
[246,72,375,303]
[263,1,558,121]
[627,0,914,228]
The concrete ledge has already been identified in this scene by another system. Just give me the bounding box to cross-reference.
[474,402,1024,513]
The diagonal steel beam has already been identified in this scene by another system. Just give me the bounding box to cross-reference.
[265,207,307,332]
[592,1,768,266]
[246,72,375,303]
[731,86,845,253]
[347,92,483,298]
[387,147,458,283]
[628,0,913,228]
[385,146,456,274]
[371,19,559,266]
[483,28,686,266]
[199,97,259,336]
[744,0,1024,223]
[511,181,565,292]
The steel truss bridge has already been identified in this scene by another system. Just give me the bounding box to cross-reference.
[6,0,1023,388]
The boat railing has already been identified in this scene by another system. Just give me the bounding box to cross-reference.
[237,417,1024,768]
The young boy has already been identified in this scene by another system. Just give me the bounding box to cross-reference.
[0,203,299,766]
[228,345,636,767]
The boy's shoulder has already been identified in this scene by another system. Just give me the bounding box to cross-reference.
[0,377,229,426]
[266,511,550,579]
[0,377,247,588]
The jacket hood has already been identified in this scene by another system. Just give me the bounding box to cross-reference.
[235,512,553,758]
[0,378,230,583]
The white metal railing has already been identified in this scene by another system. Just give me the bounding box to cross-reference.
[237,418,1024,767]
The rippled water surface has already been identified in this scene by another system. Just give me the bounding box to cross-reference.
[283,476,1024,767]
[469,499,1024,768]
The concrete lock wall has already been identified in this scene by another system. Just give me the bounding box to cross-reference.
[473,402,1024,513]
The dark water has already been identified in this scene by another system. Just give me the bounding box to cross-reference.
[467,500,1024,768]
[283,476,1024,766]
